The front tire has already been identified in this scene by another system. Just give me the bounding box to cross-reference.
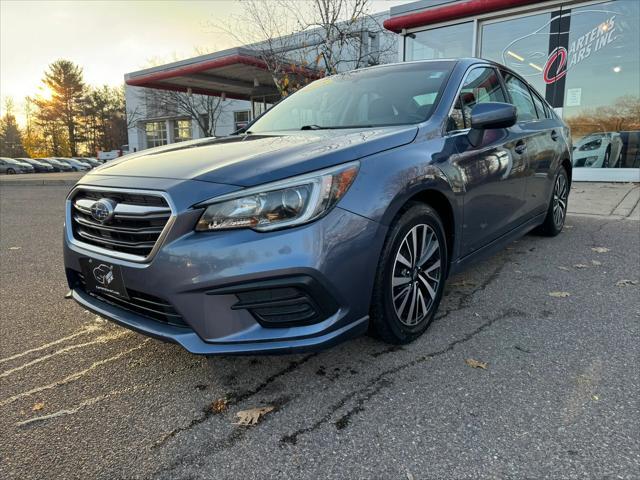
[6,168,15,175]
[370,203,447,344]
[535,166,569,237]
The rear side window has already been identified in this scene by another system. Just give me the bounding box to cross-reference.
[448,67,506,131]
[529,89,549,119]
[502,72,538,122]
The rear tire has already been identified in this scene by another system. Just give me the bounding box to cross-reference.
[370,203,447,344]
[535,166,569,237]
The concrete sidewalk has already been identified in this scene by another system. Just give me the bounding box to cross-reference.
[568,182,639,220]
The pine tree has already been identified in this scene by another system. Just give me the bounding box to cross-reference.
[0,99,27,157]
[34,59,85,156]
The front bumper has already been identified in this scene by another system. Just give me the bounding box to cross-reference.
[63,176,386,355]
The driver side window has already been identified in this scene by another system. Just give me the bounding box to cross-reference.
[448,67,506,131]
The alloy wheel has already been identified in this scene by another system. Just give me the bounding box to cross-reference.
[391,224,441,326]
[553,173,568,228]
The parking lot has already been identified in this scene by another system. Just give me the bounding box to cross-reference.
[1,184,638,479]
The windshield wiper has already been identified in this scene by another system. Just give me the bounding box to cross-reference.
[300,124,328,130]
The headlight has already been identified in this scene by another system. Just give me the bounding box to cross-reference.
[195,162,359,232]
[579,139,602,151]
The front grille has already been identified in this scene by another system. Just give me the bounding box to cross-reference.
[69,188,172,260]
[75,272,189,328]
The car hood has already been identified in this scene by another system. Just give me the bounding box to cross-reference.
[88,126,418,187]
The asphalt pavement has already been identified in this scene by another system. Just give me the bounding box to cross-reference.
[1,184,638,480]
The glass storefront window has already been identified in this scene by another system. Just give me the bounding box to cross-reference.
[173,119,192,142]
[480,0,639,171]
[145,121,167,148]
[480,12,553,98]
[562,0,640,169]
[405,22,473,61]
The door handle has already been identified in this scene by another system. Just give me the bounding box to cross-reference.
[514,141,527,155]
[551,130,559,141]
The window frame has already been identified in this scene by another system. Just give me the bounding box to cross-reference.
[444,64,508,135]
[499,69,540,123]
[173,118,192,143]
[144,121,168,148]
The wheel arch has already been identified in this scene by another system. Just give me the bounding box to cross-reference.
[380,171,460,276]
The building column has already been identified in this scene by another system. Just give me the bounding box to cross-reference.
[165,119,173,144]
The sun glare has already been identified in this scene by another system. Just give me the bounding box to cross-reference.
[39,85,54,101]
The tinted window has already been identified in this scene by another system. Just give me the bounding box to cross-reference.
[448,67,507,131]
[502,72,538,121]
[530,89,549,119]
[248,63,454,132]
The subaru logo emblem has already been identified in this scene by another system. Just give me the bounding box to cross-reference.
[90,198,116,223]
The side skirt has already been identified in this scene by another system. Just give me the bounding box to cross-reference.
[448,212,546,276]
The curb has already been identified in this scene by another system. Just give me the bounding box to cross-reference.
[0,179,78,186]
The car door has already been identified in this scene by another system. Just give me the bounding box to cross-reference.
[500,71,558,218]
[446,66,529,257]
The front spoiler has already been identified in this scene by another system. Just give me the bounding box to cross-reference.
[72,288,368,355]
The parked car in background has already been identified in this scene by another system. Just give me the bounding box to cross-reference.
[572,132,623,168]
[97,148,127,162]
[15,158,55,173]
[74,157,101,168]
[0,157,34,174]
[64,58,572,356]
[39,158,73,172]
[56,157,91,171]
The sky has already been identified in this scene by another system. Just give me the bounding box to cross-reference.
[0,0,411,124]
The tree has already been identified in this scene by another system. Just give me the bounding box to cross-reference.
[211,0,395,96]
[291,0,394,74]
[34,60,85,156]
[0,98,27,157]
[83,85,129,154]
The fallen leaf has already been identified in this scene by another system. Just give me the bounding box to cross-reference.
[557,266,570,271]
[32,402,45,411]
[565,225,574,229]
[592,395,599,401]
[573,264,588,269]
[591,247,610,253]
[465,358,488,369]
[209,397,229,414]
[8,246,21,250]
[591,260,602,266]
[233,406,274,426]
[615,279,639,287]
[549,291,571,298]
[64,291,73,299]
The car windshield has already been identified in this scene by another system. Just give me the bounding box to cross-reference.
[247,62,454,133]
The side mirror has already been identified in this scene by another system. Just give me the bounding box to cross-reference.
[468,102,517,146]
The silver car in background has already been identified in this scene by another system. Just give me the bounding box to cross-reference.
[573,132,623,168]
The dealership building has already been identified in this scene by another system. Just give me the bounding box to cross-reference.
[124,0,640,182]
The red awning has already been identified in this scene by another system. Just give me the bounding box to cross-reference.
[125,48,320,100]
[384,0,542,33]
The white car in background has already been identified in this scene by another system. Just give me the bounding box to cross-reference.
[572,132,623,168]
